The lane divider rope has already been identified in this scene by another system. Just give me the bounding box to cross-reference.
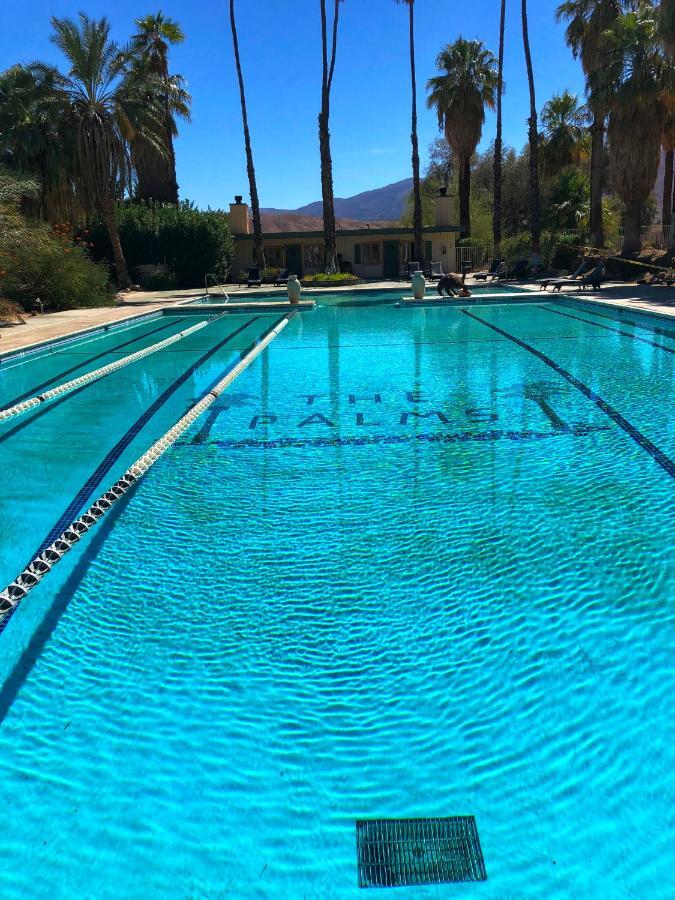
[0,313,226,424]
[0,312,295,625]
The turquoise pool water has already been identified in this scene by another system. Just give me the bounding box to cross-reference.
[0,297,674,897]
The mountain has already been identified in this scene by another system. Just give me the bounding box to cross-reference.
[262,177,413,225]
[260,212,396,234]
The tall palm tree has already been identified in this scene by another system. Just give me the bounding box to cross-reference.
[396,0,423,263]
[130,12,191,204]
[556,0,624,249]
[49,14,165,288]
[521,0,541,252]
[319,0,343,273]
[229,0,264,268]
[540,90,590,177]
[494,0,507,257]
[660,0,675,55]
[662,117,675,237]
[427,38,499,238]
[596,3,669,254]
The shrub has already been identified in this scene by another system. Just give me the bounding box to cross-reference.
[0,223,113,310]
[142,272,178,291]
[549,233,582,272]
[86,201,234,289]
[301,272,359,284]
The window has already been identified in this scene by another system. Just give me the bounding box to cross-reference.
[265,246,285,267]
[355,242,381,266]
[303,244,322,269]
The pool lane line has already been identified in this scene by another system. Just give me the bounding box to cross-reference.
[539,305,675,355]
[0,318,178,411]
[462,309,675,480]
[0,314,224,424]
[560,300,675,342]
[0,312,294,632]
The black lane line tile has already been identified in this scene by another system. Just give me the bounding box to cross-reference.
[564,301,675,341]
[1,318,177,410]
[0,316,259,638]
[35,316,259,554]
[462,309,675,480]
[539,305,675,355]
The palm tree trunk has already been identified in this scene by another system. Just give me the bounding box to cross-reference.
[459,156,471,238]
[493,0,506,257]
[662,149,673,240]
[407,1,423,262]
[319,0,340,273]
[622,199,642,255]
[230,0,265,268]
[589,115,605,248]
[521,0,540,253]
[100,195,131,289]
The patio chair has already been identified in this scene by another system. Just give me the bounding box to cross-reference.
[548,263,605,292]
[473,259,506,281]
[504,259,530,280]
[539,258,595,290]
[428,261,444,281]
[247,266,262,287]
[406,261,421,278]
[274,268,289,286]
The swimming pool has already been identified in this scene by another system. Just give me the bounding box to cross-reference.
[0,296,673,897]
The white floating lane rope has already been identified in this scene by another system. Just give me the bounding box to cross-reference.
[0,314,223,424]
[0,312,295,625]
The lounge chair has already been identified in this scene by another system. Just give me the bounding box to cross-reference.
[274,268,289,286]
[406,261,421,278]
[427,261,444,281]
[247,266,262,287]
[473,259,506,281]
[547,263,605,292]
[539,258,595,290]
[504,259,530,280]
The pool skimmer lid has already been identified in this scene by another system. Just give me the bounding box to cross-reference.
[356,816,486,888]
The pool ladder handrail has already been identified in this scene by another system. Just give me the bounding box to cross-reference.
[205,273,230,302]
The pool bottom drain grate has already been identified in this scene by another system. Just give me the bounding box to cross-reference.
[356,816,486,888]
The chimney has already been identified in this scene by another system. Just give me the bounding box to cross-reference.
[434,187,455,227]
[229,195,252,235]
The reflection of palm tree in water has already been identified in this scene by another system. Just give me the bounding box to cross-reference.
[506,380,570,432]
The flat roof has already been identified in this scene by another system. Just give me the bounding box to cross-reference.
[235,225,459,241]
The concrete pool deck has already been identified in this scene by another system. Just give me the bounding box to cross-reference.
[2,280,675,356]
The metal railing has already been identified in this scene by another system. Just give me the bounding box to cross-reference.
[205,273,230,301]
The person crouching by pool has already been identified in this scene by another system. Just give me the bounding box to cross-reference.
[437,272,472,298]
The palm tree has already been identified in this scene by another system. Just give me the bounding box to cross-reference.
[494,0,507,257]
[229,0,264,268]
[427,38,499,238]
[540,90,590,177]
[660,0,675,55]
[556,1,624,250]
[662,117,675,237]
[396,0,423,263]
[130,12,191,204]
[521,0,541,252]
[0,64,78,222]
[49,14,165,288]
[596,4,669,254]
[319,0,343,273]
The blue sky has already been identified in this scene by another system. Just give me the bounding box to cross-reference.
[0,0,586,210]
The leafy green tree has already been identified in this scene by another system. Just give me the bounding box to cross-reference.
[396,0,423,262]
[426,38,499,238]
[130,12,191,204]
